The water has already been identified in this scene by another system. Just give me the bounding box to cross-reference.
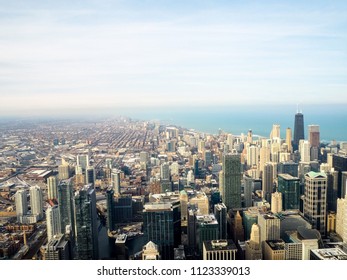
[125,104,347,142]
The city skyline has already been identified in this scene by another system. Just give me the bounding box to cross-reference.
[1,1,347,116]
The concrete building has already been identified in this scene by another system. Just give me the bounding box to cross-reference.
[303,172,327,236]
[258,212,280,247]
[46,204,61,241]
[271,192,282,214]
[47,176,58,200]
[264,240,285,260]
[203,239,237,260]
[245,224,262,260]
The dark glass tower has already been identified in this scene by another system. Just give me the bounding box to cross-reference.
[74,184,99,260]
[57,179,75,235]
[293,112,304,151]
[222,153,242,210]
[143,200,181,260]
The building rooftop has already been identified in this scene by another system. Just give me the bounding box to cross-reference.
[203,239,237,251]
[306,171,327,179]
[265,240,285,251]
[311,248,347,260]
[278,173,299,180]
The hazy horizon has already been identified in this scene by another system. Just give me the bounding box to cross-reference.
[1,1,347,115]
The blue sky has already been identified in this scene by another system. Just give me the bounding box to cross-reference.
[1,1,347,116]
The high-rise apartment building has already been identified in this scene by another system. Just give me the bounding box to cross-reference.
[46,204,61,241]
[47,176,58,200]
[30,185,43,220]
[15,189,28,223]
[286,127,293,153]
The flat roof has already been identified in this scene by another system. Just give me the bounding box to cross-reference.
[311,248,347,260]
[203,239,237,251]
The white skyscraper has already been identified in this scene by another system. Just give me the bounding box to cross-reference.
[15,189,28,222]
[111,169,121,195]
[271,192,282,214]
[299,140,311,163]
[46,204,61,241]
[30,185,43,220]
[247,145,259,168]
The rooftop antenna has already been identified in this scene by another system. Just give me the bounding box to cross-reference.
[296,104,299,114]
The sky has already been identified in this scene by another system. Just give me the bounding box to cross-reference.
[0,0,347,116]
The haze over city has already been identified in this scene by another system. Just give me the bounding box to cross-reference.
[1,0,347,116]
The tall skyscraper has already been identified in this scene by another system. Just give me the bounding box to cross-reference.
[243,175,253,208]
[74,184,99,260]
[77,154,89,172]
[85,166,95,186]
[286,127,293,153]
[46,204,61,241]
[299,140,311,163]
[336,193,347,243]
[277,174,300,210]
[214,203,227,240]
[58,164,70,180]
[271,192,282,214]
[160,162,170,180]
[47,176,58,200]
[293,112,304,151]
[143,200,181,260]
[57,179,75,235]
[15,189,28,222]
[303,172,327,236]
[30,185,43,220]
[308,125,320,161]
[111,169,121,195]
[222,153,242,209]
[270,124,280,139]
[262,163,274,201]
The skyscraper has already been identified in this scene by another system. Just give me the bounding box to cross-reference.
[214,203,227,240]
[258,212,280,247]
[15,189,28,223]
[308,125,320,161]
[46,204,61,241]
[160,162,170,180]
[271,192,282,214]
[222,153,242,210]
[57,179,75,235]
[262,163,274,201]
[85,166,95,186]
[30,185,43,220]
[111,169,121,195]
[143,200,181,260]
[286,127,293,153]
[293,112,304,151]
[77,154,89,172]
[74,184,99,260]
[277,174,300,210]
[303,172,327,236]
[47,176,58,200]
